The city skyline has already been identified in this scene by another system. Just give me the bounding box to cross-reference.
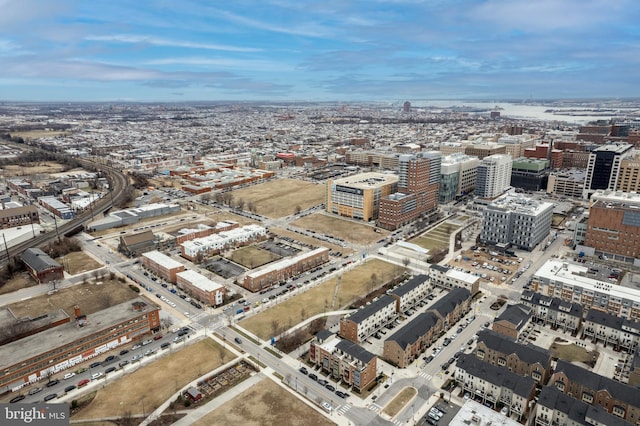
[0,0,639,102]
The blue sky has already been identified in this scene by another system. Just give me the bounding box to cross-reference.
[0,0,638,102]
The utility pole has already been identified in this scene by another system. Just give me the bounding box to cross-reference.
[2,233,10,261]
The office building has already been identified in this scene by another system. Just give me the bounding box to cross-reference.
[531,259,640,320]
[465,142,507,160]
[546,170,586,198]
[498,135,537,159]
[439,153,479,203]
[583,190,640,263]
[475,154,512,198]
[582,143,633,199]
[377,152,441,230]
[327,172,398,221]
[617,154,640,192]
[510,157,550,192]
[480,195,554,251]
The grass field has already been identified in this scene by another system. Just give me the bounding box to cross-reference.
[56,251,103,275]
[193,378,333,426]
[72,339,233,420]
[240,258,400,340]
[6,279,140,318]
[382,387,417,418]
[229,246,281,269]
[0,271,37,295]
[550,343,598,365]
[228,179,325,218]
[410,221,461,253]
[292,213,386,245]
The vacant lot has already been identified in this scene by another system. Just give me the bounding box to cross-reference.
[7,279,139,318]
[11,130,71,139]
[292,213,386,245]
[229,246,281,269]
[241,258,399,339]
[382,386,417,418]
[550,343,599,365]
[2,161,67,175]
[0,271,37,295]
[193,378,333,426]
[270,227,350,255]
[56,251,103,275]
[73,339,232,420]
[410,221,461,253]
[229,179,325,218]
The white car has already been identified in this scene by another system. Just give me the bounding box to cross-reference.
[321,402,332,412]
[91,372,103,380]
[63,372,75,380]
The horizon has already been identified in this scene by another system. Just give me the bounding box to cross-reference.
[0,1,639,102]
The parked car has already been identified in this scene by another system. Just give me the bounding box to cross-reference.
[91,372,103,380]
[325,384,336,392]
[64,385,76,393]
[90,362,101,368]
[77,379,90,388]
[43,394,57,402]
[335,390,347,398]
[10,395,25,403]
[299,367,308,375]
[28,387,42,395]
[63,372,75,380]
[308,373,318,381]
[46,379,59,388]
[105,367,116,374]
[234,337,242,344]
[119,349,129,356]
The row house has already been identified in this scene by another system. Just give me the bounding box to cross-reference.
[141,250,185,284]
[388,274,431,313]
[428,264,480,295]
[552,360,640,424]
[582,309,640,353]
[181,224,267,260]
[475,329,552,385]
[383,287,471,368]
[520,290,583,335]
[175,220,239,244]
[340,295,397,344]
[309,330,377,393]
[176,270,226,306]
[629,348,640,388]
[455,353,536,420]
[535,385,633,426]
[493,304,533,340]
[241,247,329,292]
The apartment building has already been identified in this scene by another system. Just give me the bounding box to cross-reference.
[0,298,160,393]
[480,195,554,251]
[584,190,640,263]
[175,220,239,244]
[344,150,400,170]
[455,353,536,419]
[429,264,480,295]
[499,135,537,159]
[141,250,185,283]
[465,142,507,160]
[429,287,472,326]
[551,360,640,424]
[535,385,633,426]
[241,247,329,292]
[583,143,634,199]
[309,331,377,392]
[439,153,479,204]
[388,274,431,313]
[582,309,640,353]
[616,154,640,192]
[630,348,640,388]
[520,290,583,335]
[0,205,39,229]
[340,295,397,343]
[377,152,441,230]
[21,247,64,284]
[475,154,512,198]
[493,304,533,340]
[326,172,398,221]
[546,170,586,198]
[180,224,267,260]
[510,157,550,192]
[475,329,551,385]
[532,259,640,321]
[383,311,442,368]
[176,269,226,306]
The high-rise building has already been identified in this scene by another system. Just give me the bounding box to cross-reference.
[480,194,554,251]
[377,152,441,230]
[616,153,640,193]
[439,153,479,204]
[403,101,411,112]
[326,172,398,221]
[475,154,512,199]
[510,157,550,192]
[582,143,633,199]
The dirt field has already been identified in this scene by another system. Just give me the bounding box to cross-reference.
[0,271,38,295]
[73,339,233,420]
[56,251,103,275]
[229,179,325,218]
[241,258,400,340]
[10,130,71,139]
[270,227,351,255]
[409,221,460,253]
[382,386,417,418]
[292,213,386,245]
[6,279,140,318]
[2,161,67,175]
[549,343,598,365]
[229,246,280,269]
[193,378,333,426]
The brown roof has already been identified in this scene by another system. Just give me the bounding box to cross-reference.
[0,205,38,219]
[122,230,154,245]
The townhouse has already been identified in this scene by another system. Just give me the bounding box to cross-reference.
[339,295,397,344]
[455,353,536,420]
[475,329,552,385]
[429,264,480,295]
[388,274,431,313]
[551,360,640,424]
[493,304,533,340]
[582,309,640,353]
[520,290,583,335]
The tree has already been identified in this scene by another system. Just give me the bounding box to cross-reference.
[295,205,302,214]
[300,307,306,321]
[247,201,254,213]
[160,317,174,331]
[236,198,245,211]
[271,319,280,337]
[402,257,410,271]
[218,345,227,365]
[370,272,378,293]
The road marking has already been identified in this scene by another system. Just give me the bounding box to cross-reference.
[337,403,352,415]
[369,403,382,412]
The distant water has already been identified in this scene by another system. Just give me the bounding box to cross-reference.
[410,100,635,124]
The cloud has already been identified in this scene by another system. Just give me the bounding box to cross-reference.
[146,56,292,72]
[85,34,262,52]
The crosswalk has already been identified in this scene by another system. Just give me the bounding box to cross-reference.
[419,372,433,380]
[337,403,352,415]
[368,403,382,413]
[391,418,405,425]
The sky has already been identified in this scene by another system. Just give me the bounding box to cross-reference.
[0,0,639,102]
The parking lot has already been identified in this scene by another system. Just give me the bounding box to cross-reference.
[259,240,300,257]
[205,257,246,279]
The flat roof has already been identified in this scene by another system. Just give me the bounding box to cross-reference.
[534,259,640,302]
[245,247,328,279]
[0,297,158,370]
[487,194,554,216]
[447,268,479,284]
[177,269,224,292]
[451,400,520,426]
[142,250,185,269]
[591,190,640,207]
[331,172,398,189]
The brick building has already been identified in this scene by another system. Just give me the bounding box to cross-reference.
[492,304,533,340]
[0,205,39,229]
[519,290,583,335]
[141,250,185,283]
[581,309,640,353]
[340,295,397,344]
[176,269,226,306]
[21,248,64,284]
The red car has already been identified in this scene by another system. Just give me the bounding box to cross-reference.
[153,334,163,340]
[77,379,90,388]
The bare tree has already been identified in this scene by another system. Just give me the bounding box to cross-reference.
[295,205,302,214]
[218,345,227,364]
[236,198,245,211]
[402,257,410,271]
[370,272,378,293]
[270,319,280,337]
[160,317,174,331]
[247,201,254,213]
[300,307,306,321]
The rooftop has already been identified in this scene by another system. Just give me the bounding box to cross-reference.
[142,249,185,270]
[176,269,224,292]
[487,194,554,216]
[331,172,398,189]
